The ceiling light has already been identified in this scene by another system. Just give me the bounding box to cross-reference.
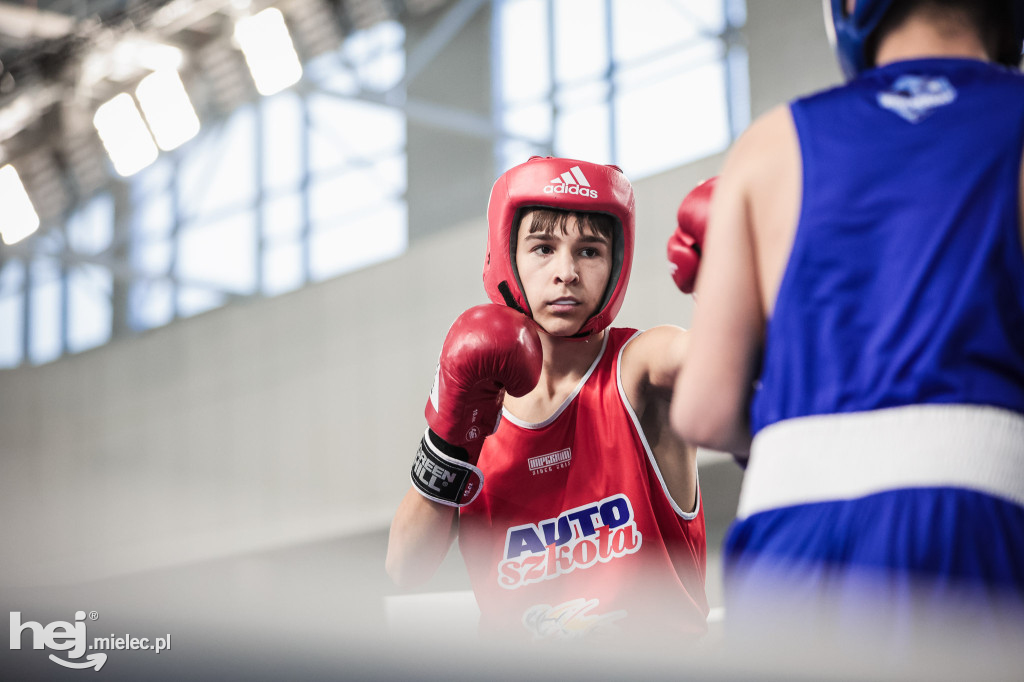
[234,8,304,96]
[93,93,158,177]
[136,69,200,151]
[0,164,40,244]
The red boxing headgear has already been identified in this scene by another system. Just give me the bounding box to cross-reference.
[483,156,635,338]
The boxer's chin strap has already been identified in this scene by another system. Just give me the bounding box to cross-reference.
[410,429,484,507]
[498,281,526,315]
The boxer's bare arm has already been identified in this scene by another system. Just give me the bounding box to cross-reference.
[670,104,801,458]
[386,488,457,588]
[620,326,698,512]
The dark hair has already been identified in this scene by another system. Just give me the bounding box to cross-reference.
[519,208,616,242]
[866,0,1019,68]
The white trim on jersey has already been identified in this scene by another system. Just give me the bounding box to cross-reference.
[739,404,1024,519]
[616,330,701,522]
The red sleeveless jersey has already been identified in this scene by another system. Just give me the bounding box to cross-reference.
[458,328,708,641]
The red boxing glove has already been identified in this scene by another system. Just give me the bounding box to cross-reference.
[414,304,542,506]
[667,176,717,294]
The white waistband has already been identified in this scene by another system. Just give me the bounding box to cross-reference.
[738,405,1024,519]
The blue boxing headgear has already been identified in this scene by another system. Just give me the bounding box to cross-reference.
[825,0,1024,80]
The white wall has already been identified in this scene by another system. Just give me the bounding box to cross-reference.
[747,0,841,117]
[0,0,839,587]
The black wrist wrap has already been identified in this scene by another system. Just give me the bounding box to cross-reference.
[410,429,484,507]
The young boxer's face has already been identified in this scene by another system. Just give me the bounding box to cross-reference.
[515,210,612,337]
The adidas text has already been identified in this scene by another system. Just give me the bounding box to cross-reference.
[544,184,598,199]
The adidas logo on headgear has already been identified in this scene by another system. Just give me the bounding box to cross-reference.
[544,165,598,199]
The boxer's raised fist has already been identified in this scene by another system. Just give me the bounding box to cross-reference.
[668,176,717,294]
[413,304,542,506]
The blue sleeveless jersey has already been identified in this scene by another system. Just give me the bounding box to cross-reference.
[750,58,1024,435]
[726,59,1024,652]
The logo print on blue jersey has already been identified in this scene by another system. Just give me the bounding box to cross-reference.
[877,75,957,123]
